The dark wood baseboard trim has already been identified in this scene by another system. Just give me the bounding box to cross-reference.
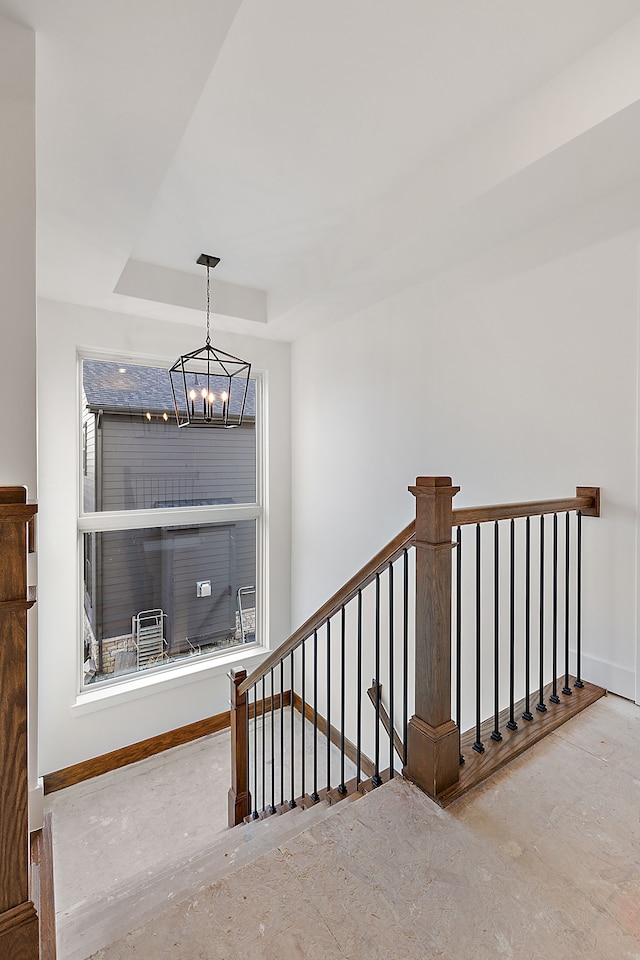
[435,678,606,807]
[44,691,291,795]
[292,692,375,779]
[367,682,404,763]
[44,711,232,794]
[30,813,56,960]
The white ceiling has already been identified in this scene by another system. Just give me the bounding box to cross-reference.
[2,0,640,339]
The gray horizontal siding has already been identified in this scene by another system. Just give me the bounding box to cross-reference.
[91,521,256,643]
[97,415,256,511]
[82,403,96,513]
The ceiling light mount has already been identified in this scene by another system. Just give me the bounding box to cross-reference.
[168,255,251,428]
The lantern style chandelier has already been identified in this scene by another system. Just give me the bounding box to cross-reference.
[169,255,251,428]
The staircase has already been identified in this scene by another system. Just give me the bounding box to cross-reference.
[228,476,604,831]
[46,474,612,958]
[58,692,640,960]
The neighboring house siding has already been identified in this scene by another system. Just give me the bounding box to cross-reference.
[98,414,255,511]
[95,522,256,645]
[89,414,256,645]
[82,395,96,512]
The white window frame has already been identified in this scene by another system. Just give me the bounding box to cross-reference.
[76,349,268,701]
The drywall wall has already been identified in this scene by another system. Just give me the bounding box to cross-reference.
[37,298,291,774]
[0,15,36,493]
[0,15,40,824]
[291,228,640,707]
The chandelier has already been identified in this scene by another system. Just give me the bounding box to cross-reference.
[169,255,251,428]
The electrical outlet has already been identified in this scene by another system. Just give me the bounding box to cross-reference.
[196,580,212,598]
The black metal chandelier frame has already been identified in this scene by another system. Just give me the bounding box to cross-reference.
[169,254,251,428]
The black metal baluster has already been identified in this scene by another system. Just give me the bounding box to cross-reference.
[506,518,518,731]
[339,606,346,793]
[523,516,533,721]
[289,650,296,808]
[311,629,320,801]
[491,521,502,742]
[562,512,572,696]
[280,659,284,808]
[550,513,560,704]
[252,683,259,818]
[357,590,363,787]
[473,524,484,753]
[262,676,266,813]
[536,515,547,713]
[269,668,275,814]
[403,551,409,768]
[575,511,584,688]
[301,639,306,801]
[456,529,464,764]
[388,561,395,778]
[326,620,331,791]
[373,572,383,785]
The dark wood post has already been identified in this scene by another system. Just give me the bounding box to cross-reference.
[404,476,460,799]
[228,667,251,827]
[0,486,39,960]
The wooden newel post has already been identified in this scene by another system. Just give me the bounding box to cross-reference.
[228,667,251,827]
[403,476,460,799]
[0,487,39,959]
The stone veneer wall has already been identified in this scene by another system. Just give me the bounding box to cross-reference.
[83,607,257,681]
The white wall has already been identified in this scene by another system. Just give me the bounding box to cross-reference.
[0,15,40,823]
[291,229,640,705]
[0,16,36,493]
[37,299,291,774]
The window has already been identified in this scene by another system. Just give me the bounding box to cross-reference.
[79,358,263,688]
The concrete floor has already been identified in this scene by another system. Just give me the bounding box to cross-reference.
[48,694,640,959]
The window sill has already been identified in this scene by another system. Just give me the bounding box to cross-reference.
[72,644,267,716]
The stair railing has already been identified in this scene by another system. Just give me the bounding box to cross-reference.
[228,519,415,824]
[228,477,602,825]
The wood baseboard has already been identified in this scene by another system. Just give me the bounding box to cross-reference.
[292,692,375,779]
[30,813,56,960]
[44,691,291,795]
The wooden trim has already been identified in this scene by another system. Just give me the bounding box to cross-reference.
[0,900,39,960]
[44,711,232,794]
[292,692,375,780]
[248,690,290,720]
[30,814,56,960]
[0,487,27,505]
[239,520,415,695]
[436,679,605,807]
[367,682,403,762]
[44,692,292,794]
[0,504,38,523]
[0,587,37,612]
[576,485,600,517]
[452,494,597,527]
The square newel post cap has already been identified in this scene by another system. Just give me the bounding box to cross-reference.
[409,477,460,497]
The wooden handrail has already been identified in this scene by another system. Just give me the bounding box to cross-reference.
[229,477,601,824]
[451,487,599,527]
[238,487,599,697]
[238,519,415,696]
